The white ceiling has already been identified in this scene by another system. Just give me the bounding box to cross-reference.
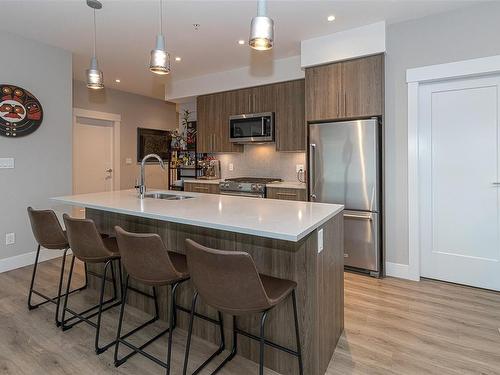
[0,0,481,100]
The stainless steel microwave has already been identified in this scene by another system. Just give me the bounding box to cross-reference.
[229,112,274,143]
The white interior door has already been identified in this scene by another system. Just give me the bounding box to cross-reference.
[73,116,114,198]
[419,74,500,290]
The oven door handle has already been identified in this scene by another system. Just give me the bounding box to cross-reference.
[220,191,264,198]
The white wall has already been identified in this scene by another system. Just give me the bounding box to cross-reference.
[0,32,72,263]
[166,55,304,102]
[301,21,386,68]
[385,2,500,265]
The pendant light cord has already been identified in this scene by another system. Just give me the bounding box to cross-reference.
[93,8,97,58]
[258,0,267,16]
[159,0,163,35]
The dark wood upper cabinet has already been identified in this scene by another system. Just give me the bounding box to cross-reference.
[305,63,342,122]
[275,80,305,152]
[197,79,306,153]
[341,54,384,118]
[305,54,384,122]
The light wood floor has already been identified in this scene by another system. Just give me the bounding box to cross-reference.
[1,258,500,375]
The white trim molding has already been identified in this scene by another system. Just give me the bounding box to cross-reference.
[385,262,414,281]
[73,108,121,191]
[0,249,69,274]
[406,54,500,282]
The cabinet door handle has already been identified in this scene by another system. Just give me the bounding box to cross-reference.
[344,91,347,116]
[276,192,298,197]
[194,186,209,191]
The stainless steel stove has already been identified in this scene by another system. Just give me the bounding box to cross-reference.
[219,177,282,198]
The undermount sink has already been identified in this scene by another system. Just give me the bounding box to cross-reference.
[143,192,194,200]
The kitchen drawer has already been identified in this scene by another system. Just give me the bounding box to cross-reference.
[184,182,220,194]
[266,187,307,201]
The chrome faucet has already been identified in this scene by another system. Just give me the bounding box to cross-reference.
[136,154,166,199]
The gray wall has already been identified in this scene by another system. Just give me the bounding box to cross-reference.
[73,80,177,190]
[0,32,72,260]
[385,2,500,264]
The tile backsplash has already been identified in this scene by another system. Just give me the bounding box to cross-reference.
[215,144,306,182]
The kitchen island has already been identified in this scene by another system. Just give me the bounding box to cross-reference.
[52,190,344,375]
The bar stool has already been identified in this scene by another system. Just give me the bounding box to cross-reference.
[113,226,225,375]
[26,207,88,326]
[61,214,122,354]
[183,239,304,375]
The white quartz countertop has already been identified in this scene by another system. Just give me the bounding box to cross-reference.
[52,189,343,242]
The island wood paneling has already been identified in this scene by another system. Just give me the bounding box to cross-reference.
[86,208,344,375]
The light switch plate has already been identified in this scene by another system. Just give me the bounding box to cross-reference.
[0,158,14,169]
[318,228,324,253]
[229,163,234,171]
[5,232,15,245]
[296,164,304,173]
[125,158,132,165]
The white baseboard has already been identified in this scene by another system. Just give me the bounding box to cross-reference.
[0,249,69,274]
[385,262,414,280]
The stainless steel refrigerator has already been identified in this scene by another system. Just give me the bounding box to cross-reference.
[309,118,381,276]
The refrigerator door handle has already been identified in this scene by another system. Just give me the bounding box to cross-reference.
[309,143,317,200]
[344,212,373,221]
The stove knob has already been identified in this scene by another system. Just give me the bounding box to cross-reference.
[238,184,243,189]
[251,184,257,191]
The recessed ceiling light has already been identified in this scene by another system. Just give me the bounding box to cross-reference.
[238,40,245,45]
[327,15,336,22]
[175,56,182,62]
[115,79,121,83]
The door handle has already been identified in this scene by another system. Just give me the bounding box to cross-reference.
[492,182,500,185]
[344,213,373,221]
[105,168,113,173]
[309,143,316,201]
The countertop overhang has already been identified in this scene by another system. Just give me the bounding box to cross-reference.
[52,190,343,242]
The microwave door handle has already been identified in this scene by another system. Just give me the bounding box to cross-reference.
[261,117,265,135]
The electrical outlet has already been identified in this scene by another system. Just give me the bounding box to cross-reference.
[5,232,15,245]
[125,158,132,165]
[296,164,304,173]
[229,163,234,171]
[318,228,323,253]
[0,158,14,169]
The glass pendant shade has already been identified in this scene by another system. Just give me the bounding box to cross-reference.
[86,56,104,89]
[149,34,170,75]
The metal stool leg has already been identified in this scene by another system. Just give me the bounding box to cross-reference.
[54,249,69,326]
[259,310,269,375]
[60,255,76,330]
[165,282,180,375]
[27,245,41,310]
[182,291,198,375]
[292,290,304,375]
[114,274,130,366]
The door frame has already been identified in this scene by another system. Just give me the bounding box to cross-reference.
[73,108,121,192]
[406,54,500,281]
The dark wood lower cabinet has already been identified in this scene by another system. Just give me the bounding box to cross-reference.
[266,187,307,201]
[184,182,220,194]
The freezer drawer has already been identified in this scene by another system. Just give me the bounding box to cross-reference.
[344,210,380,272]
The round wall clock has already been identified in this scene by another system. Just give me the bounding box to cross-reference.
[0,84,43,138]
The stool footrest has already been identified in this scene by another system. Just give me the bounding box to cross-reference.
[235,327,301,357]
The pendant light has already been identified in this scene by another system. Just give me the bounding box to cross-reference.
[249,0,274,51]
[86,0,104,89]
[149,0,170,75]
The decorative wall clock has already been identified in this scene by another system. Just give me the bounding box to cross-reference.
[0,84,43,138]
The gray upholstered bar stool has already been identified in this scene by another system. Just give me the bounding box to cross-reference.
[26,207,88,326]
[113,226,224,375]
[61,214,122,354]
[183,239,304,375]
